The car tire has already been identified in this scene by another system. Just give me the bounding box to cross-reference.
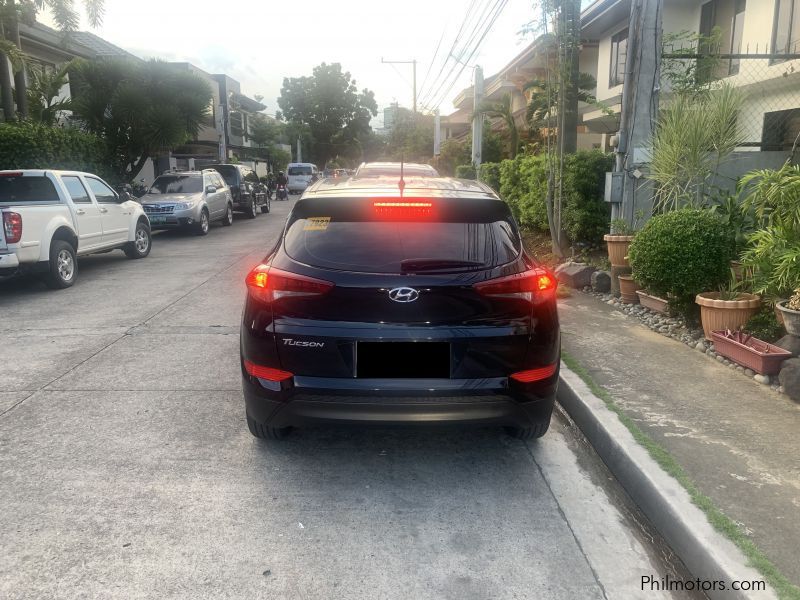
[247,197,257,219]
[221,203,233,226]
[44,240,77,289]
[261,197,270,213]
[195,208,210,236]
[505,421,550,441]
[124,221,151,259]
[247,415,291,440]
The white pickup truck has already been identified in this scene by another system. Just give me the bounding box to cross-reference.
[0,169,152,289]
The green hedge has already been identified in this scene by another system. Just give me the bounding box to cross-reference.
[455,164,476,179]
[486,150,613,244]
[0,122,114,182]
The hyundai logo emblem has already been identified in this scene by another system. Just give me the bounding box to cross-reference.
[388,287,420,303]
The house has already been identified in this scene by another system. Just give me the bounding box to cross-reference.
[582,0,800,156]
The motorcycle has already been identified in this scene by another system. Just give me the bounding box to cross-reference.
[276,183,288,201]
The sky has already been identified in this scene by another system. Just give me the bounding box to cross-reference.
[41,0,540,126]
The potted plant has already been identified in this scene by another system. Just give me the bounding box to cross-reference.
[636,289,670,314]
[604,218,636,267]
[711,330,792,375]
[618,274,642,304]
[776,288,800,336]
[696,274,760,340]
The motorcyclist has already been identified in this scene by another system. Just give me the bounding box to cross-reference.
[275,171,288,200]
[266,172,276,199]
[276,171,288,187]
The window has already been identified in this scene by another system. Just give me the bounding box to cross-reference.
[212,173,225,188]
[609,29,628,87]
[149,175,203,194]
[85,177,118,203]
[761,108,800,150]
[0,176,60,203]
[62,176,91,204]
[288,166,313,176]
[773,0,800,58]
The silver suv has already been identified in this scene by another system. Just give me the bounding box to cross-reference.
[140,170,234,235]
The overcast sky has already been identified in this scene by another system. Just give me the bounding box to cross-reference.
[42,0,542,124]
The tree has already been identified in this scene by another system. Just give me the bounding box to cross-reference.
[383,109,434,162]
[27,61,72,125]
[477,93,519,158]
[555,0,581,155]
[69,58,212,182]
[0,0,104,120]
[277,62,377,166]
[524,72,596,134]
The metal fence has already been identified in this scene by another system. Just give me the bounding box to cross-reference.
[661,46,800,149]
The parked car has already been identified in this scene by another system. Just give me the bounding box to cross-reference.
[206,164,268,217]
[240,176,560,440]
[140,170,233,235]
[353,162,439,178]
[287,162,319,194]
[0,169,151,289]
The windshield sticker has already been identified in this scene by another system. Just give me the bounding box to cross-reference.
[304,217,331,231]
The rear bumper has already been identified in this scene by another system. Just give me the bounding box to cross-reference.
[242,372,557,429]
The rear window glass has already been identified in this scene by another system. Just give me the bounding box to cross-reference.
[0,175,60,203]
[149,175,202,194]
[210,165,239,185]
[288,166,313,176]
[284,211,520,274]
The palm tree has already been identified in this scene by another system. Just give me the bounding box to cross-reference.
[0,0,104,120]
[26,60,72,125]
[477,93,519,159]
[524,72,597,134]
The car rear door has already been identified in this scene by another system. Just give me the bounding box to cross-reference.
[84,176,130,247]
[60,175,105,251]
[264,197,556,380]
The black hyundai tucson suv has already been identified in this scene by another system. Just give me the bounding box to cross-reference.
[240,176,560,440]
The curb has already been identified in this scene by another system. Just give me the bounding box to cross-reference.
[557,364,777,600]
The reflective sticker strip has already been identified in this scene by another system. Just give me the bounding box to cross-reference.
[304,217,331,231]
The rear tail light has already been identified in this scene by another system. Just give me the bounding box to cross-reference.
[510,363,558,383]
[373,200,435,220]
[3,212,22,243]
[473,268,556,302]
[245,264,334,303]
[243,359,293,382]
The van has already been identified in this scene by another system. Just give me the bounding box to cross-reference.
[286,163,318,194]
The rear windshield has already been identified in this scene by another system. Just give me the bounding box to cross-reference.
[149,175,202,194]
[284,200,520,274]
[288,166,313,176]
[0,175,60,203]
[210,165,239,185]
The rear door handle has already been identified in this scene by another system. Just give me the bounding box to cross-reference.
[99,207,108,213]
[76,209,86,215]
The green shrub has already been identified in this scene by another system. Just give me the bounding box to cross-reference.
[516,154,549,231]
[629,209,736,320]
[455,164,476,179]
[499,157,524,221]
[562,150,613,244]
[479,162,501,192]
[744,306,784,343]
[0,122,114,182]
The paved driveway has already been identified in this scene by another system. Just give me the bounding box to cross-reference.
[0,200,692,599]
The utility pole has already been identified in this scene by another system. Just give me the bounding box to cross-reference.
[613,0,663,224]
[471,66,484,170]
[381,58,417,113]
[297,138,302,163]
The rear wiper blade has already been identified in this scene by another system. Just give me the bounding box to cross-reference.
[400,258,486,273]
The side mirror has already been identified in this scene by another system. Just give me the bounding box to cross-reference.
[205,185,217,194]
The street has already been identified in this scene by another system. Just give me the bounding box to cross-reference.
[0,198,696,600]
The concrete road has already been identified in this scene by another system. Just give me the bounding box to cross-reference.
[0,199,696,599]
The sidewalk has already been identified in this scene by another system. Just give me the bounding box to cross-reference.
[558,292,800,588]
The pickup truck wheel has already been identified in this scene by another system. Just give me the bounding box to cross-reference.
[195,209,210,236]
[124,222,151,259]
[221,203,233,226]
[45,240,77,289]
[261,197,270,213]
[246,197,257,219]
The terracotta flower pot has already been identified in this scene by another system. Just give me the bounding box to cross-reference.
[618,275,642,304]
[776,300,800,336]
[636,290,669,314]
[604,234,635,267]
[695,292,760,341]
[711,330,792,375]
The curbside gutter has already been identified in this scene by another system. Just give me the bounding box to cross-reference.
[557,364,778,600]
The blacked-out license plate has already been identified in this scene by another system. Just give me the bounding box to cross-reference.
[356,342,450,378]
